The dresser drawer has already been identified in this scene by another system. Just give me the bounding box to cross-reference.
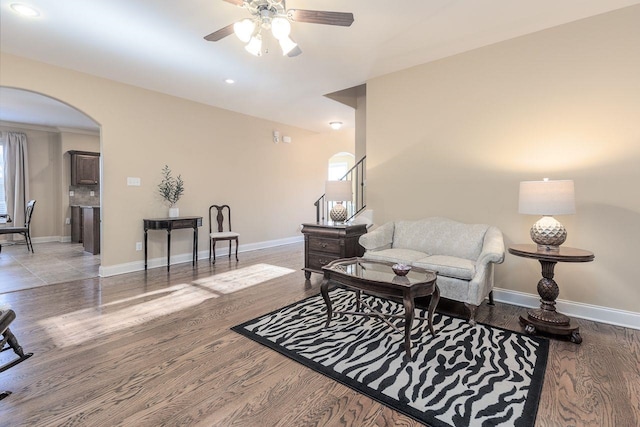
[308,237,341,254]
[308,252,341,271]
[171,219,199,229]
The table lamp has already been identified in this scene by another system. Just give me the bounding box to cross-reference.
[325,180,352,222]
[518,178,575,252]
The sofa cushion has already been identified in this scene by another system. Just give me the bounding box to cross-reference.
[362,248,428,264]
[413,255,476,280]
[393,217,489,261]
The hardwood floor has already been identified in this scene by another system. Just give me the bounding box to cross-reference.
[0,243,638,426]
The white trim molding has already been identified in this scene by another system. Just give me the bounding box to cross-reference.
[99,235,304,278]
[85,238,640,332]
[493,287,640,331]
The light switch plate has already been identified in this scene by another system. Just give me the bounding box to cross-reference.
[90,191,95,197]
[127,177,141,186]
[69,190,74,196]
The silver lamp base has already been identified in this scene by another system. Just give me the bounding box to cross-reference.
[530,216,567,252]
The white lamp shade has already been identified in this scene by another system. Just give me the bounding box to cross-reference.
[244,35,262,56]
[271,17,291,40]
[278,35,297,55]
[519,179,576,215]
[325,180,352,201]
[234,19,255,43]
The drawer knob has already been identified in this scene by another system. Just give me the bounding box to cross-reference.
[321,243,327,248]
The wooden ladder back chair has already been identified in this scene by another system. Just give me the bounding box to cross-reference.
[208,204,239,263]
[0,200,36,254]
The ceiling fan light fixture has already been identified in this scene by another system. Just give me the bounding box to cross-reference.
[244,35,263,56]
[271,17,291,40]
[278,35,297,56]
[10,3,40,17]
[233,18,255,43]
[329,122,343,130]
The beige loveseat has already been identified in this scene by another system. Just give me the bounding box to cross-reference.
[358,217,505,324]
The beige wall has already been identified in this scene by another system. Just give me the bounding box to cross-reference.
[0,125,61,238]
[367,6,640,313]
[1,53,354,268]
[1,125,102,240]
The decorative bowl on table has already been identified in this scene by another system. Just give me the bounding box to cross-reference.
[392,263,412,276]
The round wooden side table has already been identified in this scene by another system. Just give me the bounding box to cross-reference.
[508,244,595,344]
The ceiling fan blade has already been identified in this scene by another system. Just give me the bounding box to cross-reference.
[288,10,354,27]
[222,0,245,6]
[204,23,235,42]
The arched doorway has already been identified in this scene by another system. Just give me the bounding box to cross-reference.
[327,151,355,180]
[0,87,102,291]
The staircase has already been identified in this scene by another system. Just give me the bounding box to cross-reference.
[315,156,366,223]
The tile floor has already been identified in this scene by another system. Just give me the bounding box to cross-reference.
[0,241,100,294]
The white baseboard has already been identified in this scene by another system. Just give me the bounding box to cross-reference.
[31,236,64,244]
[99,235,304,278]
[87,237,640,332]
[492,287,640,331]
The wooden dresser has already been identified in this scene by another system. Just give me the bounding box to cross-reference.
[301,222,367,279]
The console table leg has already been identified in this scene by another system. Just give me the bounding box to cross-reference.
[144,230,148,270]
[167,230,171,271]
[192,227,197,266]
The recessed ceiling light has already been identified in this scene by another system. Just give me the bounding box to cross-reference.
[224,78,235,84]
[329,121,342,130]
[10,3,40,17]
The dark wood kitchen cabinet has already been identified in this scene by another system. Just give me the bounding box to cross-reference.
[71,206,100,254]
[69,150,100,185]
[71,206,83,243]
[82,207,100,255]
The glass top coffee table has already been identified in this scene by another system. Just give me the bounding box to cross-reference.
[321,258,439,359]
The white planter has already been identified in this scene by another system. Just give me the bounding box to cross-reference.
[168,207,179,218]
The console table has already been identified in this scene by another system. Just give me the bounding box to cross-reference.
[508,244,594,344]
[301,222,367,279]
[143,216,202,271]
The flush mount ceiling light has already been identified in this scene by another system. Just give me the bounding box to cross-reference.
[329,122,342,130]
[205,0,354,57]
[10,3,40,17]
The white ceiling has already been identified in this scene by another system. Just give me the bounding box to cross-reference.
[1,0,639,133]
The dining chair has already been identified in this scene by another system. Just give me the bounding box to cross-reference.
[208,204,239,263]
[0,200,36,254]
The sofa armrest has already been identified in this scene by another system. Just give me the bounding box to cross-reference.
[359,221,395,251]
[476,226,505,267]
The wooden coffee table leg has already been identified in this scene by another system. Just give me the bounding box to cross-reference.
[320,277,333,327]
[427,285,440,335]
[403,293,415,358]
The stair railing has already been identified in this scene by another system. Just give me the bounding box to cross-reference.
[315,156,366,223]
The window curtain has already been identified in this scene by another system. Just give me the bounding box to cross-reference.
[3,132,30,227]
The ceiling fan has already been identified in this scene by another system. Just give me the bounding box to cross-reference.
[204,0,354,57]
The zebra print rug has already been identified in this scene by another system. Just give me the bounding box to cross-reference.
[232,288,548,427]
